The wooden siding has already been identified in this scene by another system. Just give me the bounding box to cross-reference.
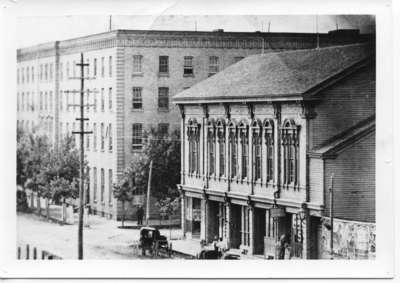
[324,130,375,223]
[311,65,375,149]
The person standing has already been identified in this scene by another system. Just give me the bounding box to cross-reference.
[137,206,144,226]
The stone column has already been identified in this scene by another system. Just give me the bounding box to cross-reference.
[200,197,208,242]
[224,201,231,249]
[301,209,311,259]
[180,191,186,239]
[248,205,255,255]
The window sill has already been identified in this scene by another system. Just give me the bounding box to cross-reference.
[131,108,144,112]
[183,73,194,78]
[158,108,169,113]
[132,72,144,77]
[158,72,169,78]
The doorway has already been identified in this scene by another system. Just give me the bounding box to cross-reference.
[230,204,241,249]
[254,207,266,255]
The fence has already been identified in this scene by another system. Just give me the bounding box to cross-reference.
[25,190,75,225]
[17,244,62,260]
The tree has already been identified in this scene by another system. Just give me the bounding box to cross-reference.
[155,197,180,239]
[112,167,135,227]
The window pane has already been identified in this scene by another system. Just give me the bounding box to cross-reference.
[132,123,143,150]
[208,56,219,76]
[133,55,143,73]
[132,87,143,109]
[159,56,169,73]
[158,87,169,110]
[184,56,193,75]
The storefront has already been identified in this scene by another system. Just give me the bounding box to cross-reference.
[184,197,201,239]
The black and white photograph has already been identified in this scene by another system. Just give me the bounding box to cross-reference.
[0,0,397,279]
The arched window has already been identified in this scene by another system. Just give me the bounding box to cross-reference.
[251,119,262,181]
[228,120,238,178]
[281,119,299,186]
[216,119,226,178]
[207,119,216,176]
[264,119,274,183]
[187,119,200,176]
[239,120,249,180]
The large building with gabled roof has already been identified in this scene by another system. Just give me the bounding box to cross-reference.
[173,43,376,259]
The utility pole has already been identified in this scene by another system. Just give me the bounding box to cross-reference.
[67,53,96,259]
[316,15,320,50]
[146,160,153,226]
[329,174,334,260]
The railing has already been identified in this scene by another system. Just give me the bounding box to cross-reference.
[17,244,62,260]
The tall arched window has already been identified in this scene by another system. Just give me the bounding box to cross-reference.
[251,119,262,181]
[187,119,200,176]
[207,119,216,176]
[239,120,249,180]
[264,119,274,183]
[281,119,299,186]
[216,119,226,178]
[228,121,238,179]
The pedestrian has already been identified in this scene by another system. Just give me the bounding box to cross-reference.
[137,206,144,226]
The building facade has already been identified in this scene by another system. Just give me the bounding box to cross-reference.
[173,43,375,259]
[17,29,371,220]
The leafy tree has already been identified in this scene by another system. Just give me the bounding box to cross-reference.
[156,197,180,239]
[113,167,135,227]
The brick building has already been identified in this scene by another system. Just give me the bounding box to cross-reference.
[173,43,375,259]
[16,29,371,220]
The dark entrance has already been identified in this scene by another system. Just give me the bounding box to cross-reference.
[207,200,220,242]
[230,203,241,249]
[192,198,201,239]
[253,207,266,254]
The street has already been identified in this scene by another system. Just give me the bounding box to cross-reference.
[17,212,182,259]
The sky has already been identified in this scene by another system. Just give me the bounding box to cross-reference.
[16,15,375,48]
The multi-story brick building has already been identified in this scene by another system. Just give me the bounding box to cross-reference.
[173,43,375,259]
[16,29,371,220]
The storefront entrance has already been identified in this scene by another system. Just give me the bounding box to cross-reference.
[207,200,220,242]
[185,197,201,239]
[253,207,266,255]
[230,204,241,249]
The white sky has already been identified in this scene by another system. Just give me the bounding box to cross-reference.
[16,15,375,48]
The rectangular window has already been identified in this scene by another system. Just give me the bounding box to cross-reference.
[108,169,113,204]
[208,135,215,176]
[101,88,105,112]
[66,62,70,79]
[26,68,29,83]
[49,63,53,81]
[44,92,48,111]
[159,56,169,74]
[86,122,90,151]
[93,58,97,77]
[93,90,97,112]
[86,59,90,77]
[72,61,76,78]
[100,168,105,202]
[17,69,19,84]
[101,123,105,151]
[230,134,237,178]
[109,56,112,77]
[93,123,97,151]
[66,91,69,111]
[22,68,25,83]
[208,56,219,76]
[132,87,142,110]
[108,123,112,151]
[254,142,261,181]
[132,123,143,151]
[31,66,34,82]
[158,123,169,135]
[39,92,43,111]
[93,167,97,201]
[101,57,104,77]
[183,56,194,76]
[26,92,29,111]
[108,88,112,111]
[49,91,53,111]
[40,64,43,81]
[60,63,63,81]
[133,55,143,74]
[266,132,274,183]
[219,137,225,177]
[158,87,169,111]
[45,64,48,81]
[241,141,248,179]
[86,89,90,112]
[21,92,25,111]
[31,91,35,111]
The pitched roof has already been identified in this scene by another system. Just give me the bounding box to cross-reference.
[309,115,375,159]
[173,43,373,104]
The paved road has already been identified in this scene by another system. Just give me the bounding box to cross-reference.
[17,212,182,259]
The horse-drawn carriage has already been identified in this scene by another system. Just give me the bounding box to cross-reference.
[139,226,171,257]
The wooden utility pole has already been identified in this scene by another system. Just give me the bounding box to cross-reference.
[68,53,96,259]
[329,174,334,260]
[146,160,153,226]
